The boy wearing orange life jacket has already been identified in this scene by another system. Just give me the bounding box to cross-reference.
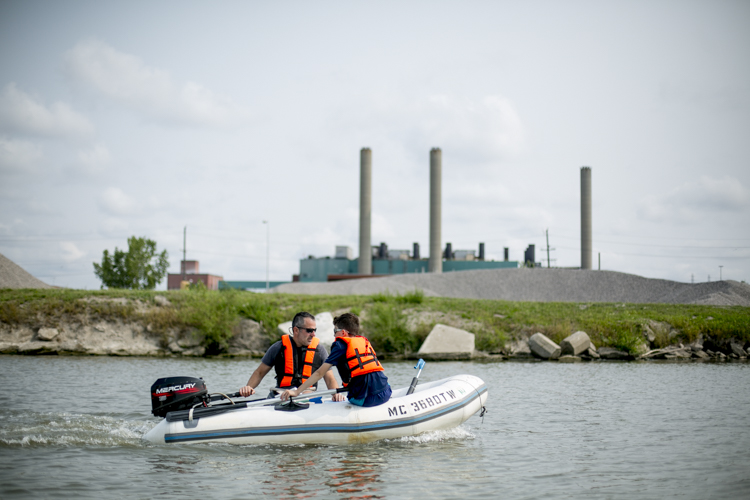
[280,313,392,407]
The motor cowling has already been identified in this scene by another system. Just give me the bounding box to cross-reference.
[150,376,208,417]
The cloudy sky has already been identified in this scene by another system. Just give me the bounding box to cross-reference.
[1,0,748,289]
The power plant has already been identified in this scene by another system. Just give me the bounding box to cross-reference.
[293,148,593,282]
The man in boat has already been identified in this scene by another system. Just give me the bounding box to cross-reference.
[239,311,346,401]
[280,313,392,407]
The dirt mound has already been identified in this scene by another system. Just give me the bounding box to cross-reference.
[0,253,52,289]
[273,269,750,306]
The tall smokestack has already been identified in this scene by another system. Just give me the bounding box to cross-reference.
[358,148,372,275]
[429,148,442,273]
[580,166,592,270]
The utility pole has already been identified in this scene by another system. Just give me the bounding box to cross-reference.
[719,266,723,281]
[598,252,601,271]
[182,226,187,282]
[544,229,556,268]
[263,220,269,291]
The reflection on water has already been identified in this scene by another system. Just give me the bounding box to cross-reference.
[325,450,385,499]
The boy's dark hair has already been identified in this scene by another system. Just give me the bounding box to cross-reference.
[333,313,360,336]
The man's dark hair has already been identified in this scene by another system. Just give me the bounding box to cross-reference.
[333,313,360,335]
[292,311,315,329]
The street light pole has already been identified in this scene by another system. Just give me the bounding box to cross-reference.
[263,220,269,291]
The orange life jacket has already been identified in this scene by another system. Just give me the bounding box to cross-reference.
[278,335,319,388]
[337,336,383,385]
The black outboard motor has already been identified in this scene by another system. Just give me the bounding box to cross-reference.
[151,376,208,417]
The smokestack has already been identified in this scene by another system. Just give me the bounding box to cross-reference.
[580,166,592,270]
[358,148,372,274]
[478,242,485,261]
[429,148,442,273]
[504,247,509,261]
[413,242,420,260]
[444,242,452,260]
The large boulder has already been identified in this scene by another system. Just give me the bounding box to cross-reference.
[528,333,561,360]
[314,312,335,351]
[36,327,59,341]
[418,324,475,358]
[228,319,269,355]
[560,331,590,356]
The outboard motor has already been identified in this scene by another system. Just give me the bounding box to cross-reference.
[151,376,208,417]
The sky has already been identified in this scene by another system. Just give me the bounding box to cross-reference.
[1,0,749,289]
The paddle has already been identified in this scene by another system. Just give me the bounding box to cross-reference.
[406,358,426,395]
[166,387,348,422]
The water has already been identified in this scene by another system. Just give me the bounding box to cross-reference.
[1,355,749,499]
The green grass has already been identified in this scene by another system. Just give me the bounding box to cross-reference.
[1,288,748,355]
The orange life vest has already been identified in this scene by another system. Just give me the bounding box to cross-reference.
[337,336,383,385]
[278,335,319,388]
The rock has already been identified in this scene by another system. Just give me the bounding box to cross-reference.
[168,341,183,353]
[634,342,650,356]
[17,341,58,354]
[507,339,532,357]
[730,342,747,358]
[598,347,632,360]
[0,342,19,354]
[746,347,750,356]
[528,333,561,360]
[277,321,293,337]
[558,355,582,363]
[314,312,335,351]
[560,331,590,356]
[586,346,600,359]
[692,350,709,359]
[154,295,172,307]
[177,330,203,348]
[228,319,270,355]
[418,324,475,355]
[36,327,59,341]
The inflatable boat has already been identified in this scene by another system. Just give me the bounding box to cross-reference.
[143,373,488,445]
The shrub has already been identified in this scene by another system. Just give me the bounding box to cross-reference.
[362,302,417,354]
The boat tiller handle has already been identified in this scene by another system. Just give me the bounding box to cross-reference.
[407,358,426,395]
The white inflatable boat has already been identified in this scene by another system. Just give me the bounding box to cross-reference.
[144,374,488,445]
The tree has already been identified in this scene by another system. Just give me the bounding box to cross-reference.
[93,236,169,289]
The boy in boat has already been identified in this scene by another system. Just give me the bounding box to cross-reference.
[280,313,392,407]
[239,311,345,401]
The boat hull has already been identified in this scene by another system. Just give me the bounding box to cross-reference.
[143,374,488,445]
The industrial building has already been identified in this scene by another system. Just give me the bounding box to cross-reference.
[167,260,223,290]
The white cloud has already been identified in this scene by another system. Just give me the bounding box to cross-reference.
[64,39,248,128]
[60,241,85,262]
[98,187,138,216]
[76,144,111,174]
[351,94,526,166]
[638,175,749,222]
[0,136,43,172]
[0,83,94,138]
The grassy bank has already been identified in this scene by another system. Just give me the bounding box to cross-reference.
[1,288,748,355]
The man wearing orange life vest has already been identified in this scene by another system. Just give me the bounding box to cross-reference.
[239,312,345,401]
[281,313,392,407]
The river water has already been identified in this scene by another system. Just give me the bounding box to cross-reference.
[1,355,748,499]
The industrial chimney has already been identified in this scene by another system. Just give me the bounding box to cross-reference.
[580,166,592,270]
[429,148,442,273]
[358,148,372,275]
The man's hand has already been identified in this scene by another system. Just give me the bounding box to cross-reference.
[332,393,346,402]
[239,386,256,397]
[280,389,299,401]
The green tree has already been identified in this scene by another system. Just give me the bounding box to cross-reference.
[93,236,169,289]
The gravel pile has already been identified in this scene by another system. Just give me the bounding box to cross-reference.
[0,252,52,289]
[273,268,750,306]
